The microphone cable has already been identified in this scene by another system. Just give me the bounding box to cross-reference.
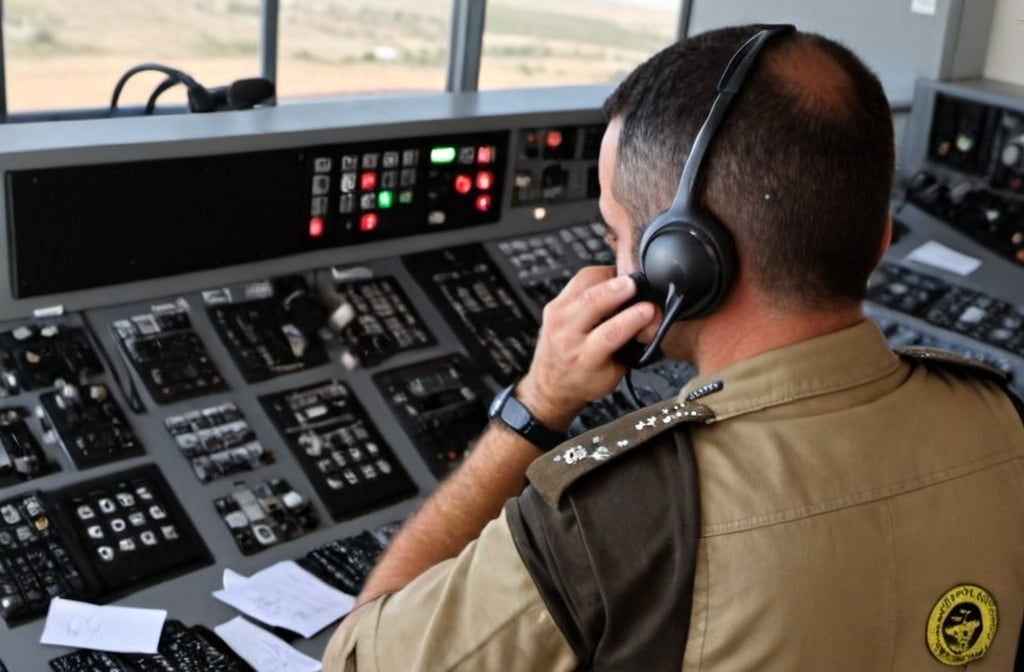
[109,63,200,116]
[144,76,183,114]
[622,369,645,409]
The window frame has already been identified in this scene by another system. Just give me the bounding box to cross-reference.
[0,0,685,123]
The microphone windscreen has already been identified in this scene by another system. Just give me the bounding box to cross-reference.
[226,78,275,109]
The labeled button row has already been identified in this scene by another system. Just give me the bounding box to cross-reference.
[314,149,420,175]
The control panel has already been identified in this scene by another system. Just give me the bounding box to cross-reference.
[903,81,1024,267]
[204,276,329,384]
[404,244,537,386]
[112,301,227,405]
[873,78,1024,397]
[49,619,254,672]
[0,82,1021,669]
[259,380,416,522]
[373,353,489,478]
[306,133,507,241]
[511,124,603,207]
[6,131,509,299]
[328,273,435,368]
[865,262,1024,392]
[0,464,210,626]
[164,402,270,483]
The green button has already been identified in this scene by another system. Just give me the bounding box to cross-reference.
[398,190,414,204]
[430,146,457,164]
[378,190,394,209]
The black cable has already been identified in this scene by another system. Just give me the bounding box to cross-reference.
[109,63,199,116]
[144,76,183,115]
[80,311,146,414]
[622,370,644,409]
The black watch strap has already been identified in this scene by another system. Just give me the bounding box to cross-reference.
[488,383,565,451]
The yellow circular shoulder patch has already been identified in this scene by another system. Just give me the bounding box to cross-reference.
[926,584,999,666]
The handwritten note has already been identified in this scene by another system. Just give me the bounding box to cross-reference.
[213,560,354,638]
[40,598,166,654]
[215,616,322,672]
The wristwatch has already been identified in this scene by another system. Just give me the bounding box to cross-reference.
[487,383,565,451]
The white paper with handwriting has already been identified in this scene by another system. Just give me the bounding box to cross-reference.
[40,598,166,654]
[213,560,354,638]
[215,616,321,672]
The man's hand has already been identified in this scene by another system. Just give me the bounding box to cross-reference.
[517,266,657,432]
[346,267,656,612]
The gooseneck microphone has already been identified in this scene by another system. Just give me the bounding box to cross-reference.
[109,63,275,116]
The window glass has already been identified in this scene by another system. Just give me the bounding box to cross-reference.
[3,0,262,114]
[276,0,450,100]
[478,0,679,90]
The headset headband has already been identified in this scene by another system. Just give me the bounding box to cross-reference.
[669,24,796,217]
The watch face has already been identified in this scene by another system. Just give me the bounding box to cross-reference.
[501,397,531,431]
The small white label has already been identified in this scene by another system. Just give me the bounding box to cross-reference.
[911,0,936,15]
[331,265,374,282]
[905,241,982,276]
[32,305,64,318]
[202,288,233,305]
[244,281,273,300]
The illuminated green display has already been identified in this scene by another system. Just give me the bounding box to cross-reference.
[430,146,457,164]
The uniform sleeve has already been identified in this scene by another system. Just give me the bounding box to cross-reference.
[321,509,577,672]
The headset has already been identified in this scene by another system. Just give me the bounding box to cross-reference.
[632,24,795,367]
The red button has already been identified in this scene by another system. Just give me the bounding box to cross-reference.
[308,217,324,238]
[360,213,378,231]
[475,194,492,212]
[545,130,563,148]
[360,172,377,190]
[454,174,473,195]
[477,146,493,164]
[475,171,494,191]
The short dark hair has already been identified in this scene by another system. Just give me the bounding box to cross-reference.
[603,25,894,308]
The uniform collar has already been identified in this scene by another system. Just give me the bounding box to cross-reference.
[678,320,902,422]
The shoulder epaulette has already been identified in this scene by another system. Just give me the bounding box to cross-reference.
[526,396,714,507]
[895,346,1010,384]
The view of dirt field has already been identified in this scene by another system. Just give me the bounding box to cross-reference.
[1,0,678,114]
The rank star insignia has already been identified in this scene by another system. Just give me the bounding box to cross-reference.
[926,584,998,666]
[554,445,588,465]
[553,444,612,465]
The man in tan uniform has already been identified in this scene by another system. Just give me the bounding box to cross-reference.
[324,25,1024,671]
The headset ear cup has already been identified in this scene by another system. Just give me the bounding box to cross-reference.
[639,209,736,321]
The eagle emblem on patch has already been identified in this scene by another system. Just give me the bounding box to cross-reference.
[926,584,998,666]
